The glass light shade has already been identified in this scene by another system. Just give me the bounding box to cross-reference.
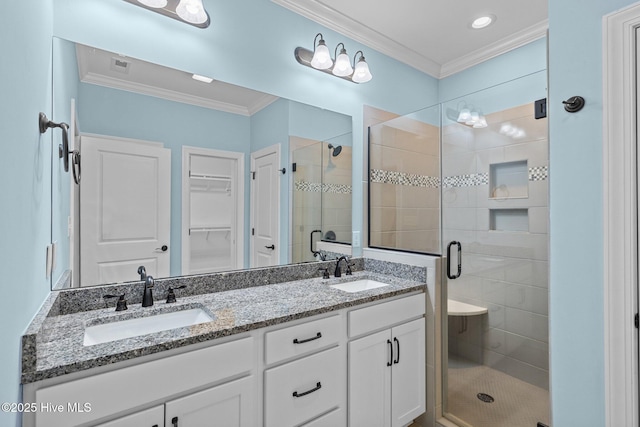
[352,58,372,83]
[310,41,333,70]
[333,50,353,77]
[473,116,488,128]
[466,111,480,126]
[457,108,471,123]
[138,0,168,7]
[176,0,208,24]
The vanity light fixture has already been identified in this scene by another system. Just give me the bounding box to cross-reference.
[295,33,373,84]
[123,0,210,28]
[456,106,488,128]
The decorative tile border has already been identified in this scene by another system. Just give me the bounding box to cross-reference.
[370,169,440,188]
[294,180,352,194]
[371,166,548,189]
[529,166,548,181]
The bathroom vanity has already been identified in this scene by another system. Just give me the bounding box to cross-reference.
[21,259,428,427]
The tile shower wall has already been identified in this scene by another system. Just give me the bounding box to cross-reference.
[369,118,441,253]
[444,103,549,390]
[290,137,352,263]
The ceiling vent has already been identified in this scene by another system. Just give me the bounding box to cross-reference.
[110,57,131,74]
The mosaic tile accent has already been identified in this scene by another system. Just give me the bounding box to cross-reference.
[371,166,549,189]
[529,166,548,181]
[442,173,489,188]
[294,180,352,194]
[370,169,440,188]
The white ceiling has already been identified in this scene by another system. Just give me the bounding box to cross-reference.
[76,43,279,116]
[273,0,548,78]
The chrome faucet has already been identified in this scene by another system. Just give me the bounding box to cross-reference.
[334,256,349,278]
[138,265,154,307]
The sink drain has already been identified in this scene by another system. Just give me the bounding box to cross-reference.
[477,392,495,403]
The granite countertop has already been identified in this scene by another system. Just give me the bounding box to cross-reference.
[22,270,425,384]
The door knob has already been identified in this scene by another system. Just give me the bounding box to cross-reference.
[265,244,275,250]
[155,245,169,253]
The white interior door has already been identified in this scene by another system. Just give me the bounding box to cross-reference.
[80,135,171,286]
[251,145,280,268]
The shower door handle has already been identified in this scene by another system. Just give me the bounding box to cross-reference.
[446,241,462,279]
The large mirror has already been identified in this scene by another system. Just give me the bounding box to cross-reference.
[51,37,352,289]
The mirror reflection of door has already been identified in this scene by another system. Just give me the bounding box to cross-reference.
[79,135,171,286]
[250,144,280,268]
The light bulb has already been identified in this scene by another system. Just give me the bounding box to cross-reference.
[352,57,372,83]
[137,0,167,8]
[333,47,353,77]
[466,111,480,126]
[473,116,488,128]
[457,108,471,123]
[176,0,208,24]
[310,40,333,70]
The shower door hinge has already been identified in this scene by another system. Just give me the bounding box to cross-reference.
[251,171,255,180]
[252,228,255,236]
[535,98,547,119]
[292,162,297,172]
[635,313,638,329]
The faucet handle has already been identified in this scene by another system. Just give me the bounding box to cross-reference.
[103,293,128,311]
[346,262,355,276]
[166,285,187,303]
[318,267,330,280]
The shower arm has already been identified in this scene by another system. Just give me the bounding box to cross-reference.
[39,112,80,185]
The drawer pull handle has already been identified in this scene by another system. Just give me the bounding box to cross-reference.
[393,337,400,364]
[293,332,322,344]
[387,339,393,367]
[293,382,322,398]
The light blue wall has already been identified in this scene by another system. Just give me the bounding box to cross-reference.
[0,1,53,426]
[548,0,636,424]
[288,101,353,143]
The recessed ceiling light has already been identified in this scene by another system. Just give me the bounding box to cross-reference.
[471,15,496,29]
[192,74,214,83]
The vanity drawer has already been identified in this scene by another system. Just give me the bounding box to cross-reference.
[264,346,346,427]
[348,293,425,338]
[264,314,342,365]
[301,407,346,427]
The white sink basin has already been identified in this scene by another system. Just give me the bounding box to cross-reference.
[84,308,214,346]
[330,279,389,293]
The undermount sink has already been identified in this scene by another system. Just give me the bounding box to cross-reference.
[83,308,214,346]
[330,279,389,293]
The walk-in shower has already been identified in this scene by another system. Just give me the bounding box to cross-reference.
[368,70,549,427]
[290,134,352,264]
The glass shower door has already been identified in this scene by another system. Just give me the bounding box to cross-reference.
[441,71,549,427]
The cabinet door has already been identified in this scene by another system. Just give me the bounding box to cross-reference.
[348,329,391,427]
[93,405,164,427]
[164,376,254,427]
[391,318,426,427]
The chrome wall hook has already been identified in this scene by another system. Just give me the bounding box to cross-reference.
[39,112,80,184]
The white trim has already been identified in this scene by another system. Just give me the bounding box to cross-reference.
[603,3,640,426]
[439,20,548,78]
[272,0,546,78]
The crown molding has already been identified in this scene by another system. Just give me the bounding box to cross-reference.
[439,20,548,78]
[273,0,547,79]
[272,0,442,77]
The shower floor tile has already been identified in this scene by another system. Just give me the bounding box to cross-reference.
[445,358,550,427]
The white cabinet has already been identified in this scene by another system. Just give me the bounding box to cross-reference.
[93,406,164,427]
[165,376,254,427]
[264,346,345,427]
[348,295,426,427]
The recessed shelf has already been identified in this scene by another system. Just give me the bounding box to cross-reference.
[489,160,528,199]
[490,208,529,232]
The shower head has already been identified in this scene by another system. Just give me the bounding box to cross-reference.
[328,143,342,157]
